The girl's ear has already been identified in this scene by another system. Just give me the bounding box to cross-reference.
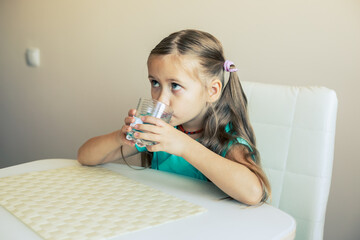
[208,79,222,103]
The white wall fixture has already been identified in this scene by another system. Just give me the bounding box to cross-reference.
[25,48,40,67]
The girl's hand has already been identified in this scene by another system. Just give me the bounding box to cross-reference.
[133,116,192,157]
[120,109,137,147]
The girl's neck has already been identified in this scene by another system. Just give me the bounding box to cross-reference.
[178,124,203,134]
[189,132,203,140]
[178,124,204,140]
[180,107,207,137]
[180,124,202,132]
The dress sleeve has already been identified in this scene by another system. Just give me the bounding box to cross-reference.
[222,137,256,162]
[234,137,253,153]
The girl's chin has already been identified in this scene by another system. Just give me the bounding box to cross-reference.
[169,120,176,126]
[169,116,179,126]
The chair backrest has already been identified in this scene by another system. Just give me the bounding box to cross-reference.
[242,81,338,240]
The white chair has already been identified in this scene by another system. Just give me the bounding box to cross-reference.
[242,81,338,240]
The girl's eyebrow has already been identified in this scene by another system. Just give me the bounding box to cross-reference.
[148,75,184,84]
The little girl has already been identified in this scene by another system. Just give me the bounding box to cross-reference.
[78,29,271,205]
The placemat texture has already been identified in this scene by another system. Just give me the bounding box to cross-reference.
[0,165,206,240]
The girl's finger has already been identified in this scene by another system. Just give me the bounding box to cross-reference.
[134,131,161,143]
[146,144,161,152]
[141,116,166,126]
[121,125,132,133]
[128,109,137,116]
[124,116,135,125]
[124,140,135,147]
[134,123,159,134]
[120,126,135,146]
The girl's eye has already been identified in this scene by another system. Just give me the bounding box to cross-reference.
[151,80,160,88]
[171,83,182,91]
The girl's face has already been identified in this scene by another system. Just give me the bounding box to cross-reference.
[147,54,209,129]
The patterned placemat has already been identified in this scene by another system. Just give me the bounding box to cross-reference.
[0,165,206,240]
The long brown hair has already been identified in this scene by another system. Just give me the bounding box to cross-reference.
[146,29,271,202]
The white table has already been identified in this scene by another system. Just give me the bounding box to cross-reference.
[0,159,296,240]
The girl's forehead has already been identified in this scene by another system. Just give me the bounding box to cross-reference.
[148,54,199,68]
[148,54,202,81]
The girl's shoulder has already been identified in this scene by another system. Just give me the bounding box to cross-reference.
[223,123,254,158]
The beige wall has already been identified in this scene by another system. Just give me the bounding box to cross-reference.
[1,0,359,239]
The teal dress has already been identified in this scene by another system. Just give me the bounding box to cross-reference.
[135,124,254,181]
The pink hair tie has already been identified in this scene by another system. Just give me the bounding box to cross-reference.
[224,60,238,72]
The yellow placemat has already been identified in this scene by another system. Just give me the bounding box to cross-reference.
[0,165,206,240]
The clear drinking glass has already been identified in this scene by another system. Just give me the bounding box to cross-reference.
[126,98,173,147]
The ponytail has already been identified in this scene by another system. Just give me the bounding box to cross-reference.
[199,65,271,202]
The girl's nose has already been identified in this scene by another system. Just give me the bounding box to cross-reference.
[157,92,170,106]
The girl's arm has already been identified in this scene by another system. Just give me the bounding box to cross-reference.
[77,130,138,166]
[133,116,264,205]
[78,109,139,166]
[180,140,263,205]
